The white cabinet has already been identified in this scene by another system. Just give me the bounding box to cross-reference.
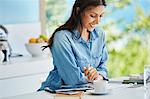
[0,56,53,98]
[0,73,47,98]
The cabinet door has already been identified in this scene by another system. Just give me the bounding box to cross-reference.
[0,73,48,98]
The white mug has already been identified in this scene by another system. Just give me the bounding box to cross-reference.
[93,80,107,93]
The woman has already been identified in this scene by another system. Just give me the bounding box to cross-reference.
[40,0,108,90]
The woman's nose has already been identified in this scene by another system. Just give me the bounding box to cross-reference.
[95,16,100,24]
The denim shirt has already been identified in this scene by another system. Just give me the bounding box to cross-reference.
[39,27,108,90]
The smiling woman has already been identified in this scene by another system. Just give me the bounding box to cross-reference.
[39,0,108,91]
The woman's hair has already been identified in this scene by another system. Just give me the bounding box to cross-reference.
[44,0,106,49]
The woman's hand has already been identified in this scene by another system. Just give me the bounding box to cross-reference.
[84,65,103,82]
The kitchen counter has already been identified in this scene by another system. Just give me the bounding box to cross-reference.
[0,56,53,79]
[0,56,54,98]
[1,55,51,66]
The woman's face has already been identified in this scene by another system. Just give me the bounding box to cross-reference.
[80,5,105,31]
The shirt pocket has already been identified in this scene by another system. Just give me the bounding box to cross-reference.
[92,53,102,67]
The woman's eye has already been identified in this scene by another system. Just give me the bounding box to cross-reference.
[100,15,103,17]
[90,15,95,18]
[100,14,104,18]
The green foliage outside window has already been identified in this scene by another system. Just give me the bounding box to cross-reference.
[45,0,67,33]
[103,0,150,77]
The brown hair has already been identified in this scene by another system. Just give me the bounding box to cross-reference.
[43,0,106,50]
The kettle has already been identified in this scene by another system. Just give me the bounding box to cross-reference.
[0,25,11,62]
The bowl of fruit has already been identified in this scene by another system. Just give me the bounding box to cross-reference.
[25,34,50,57]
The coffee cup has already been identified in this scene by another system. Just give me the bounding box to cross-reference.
[93,80,107,93]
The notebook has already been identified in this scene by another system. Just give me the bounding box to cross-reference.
[54,91,84,99]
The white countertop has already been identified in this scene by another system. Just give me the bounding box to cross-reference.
[1,55,50,66]
[0,56,53,80]
[2,83,145,99]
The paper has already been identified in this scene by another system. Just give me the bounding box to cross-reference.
[55,84,93,92]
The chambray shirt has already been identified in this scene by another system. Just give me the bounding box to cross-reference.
[39,27,108,90]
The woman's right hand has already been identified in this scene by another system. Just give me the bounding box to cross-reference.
[84,65,98,82]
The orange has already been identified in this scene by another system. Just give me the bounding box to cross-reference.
[29,38,37,43]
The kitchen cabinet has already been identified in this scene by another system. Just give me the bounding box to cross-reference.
[0,56,53,98]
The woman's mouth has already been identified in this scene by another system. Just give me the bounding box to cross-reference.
[90,24,96,28]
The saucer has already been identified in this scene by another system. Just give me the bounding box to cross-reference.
[90,90,109,95]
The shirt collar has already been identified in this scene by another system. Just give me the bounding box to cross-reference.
[72,28,99,42]
[90,29,99,41]
[72,29,82,42]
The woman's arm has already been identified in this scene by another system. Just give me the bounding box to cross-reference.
[96,31,108,80]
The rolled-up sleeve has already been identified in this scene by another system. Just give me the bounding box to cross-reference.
[51,31,88,85]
